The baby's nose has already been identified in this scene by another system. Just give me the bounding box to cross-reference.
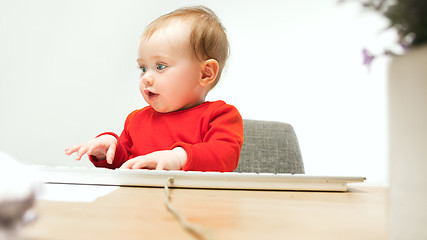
[141,72,154,86]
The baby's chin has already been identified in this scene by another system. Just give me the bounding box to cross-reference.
[150,104,197,113]
[149,104,180,113]
[144,97,203,113]
[142,97,174,113]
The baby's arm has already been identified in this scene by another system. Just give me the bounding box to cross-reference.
[65,135,117,164]
[174,104,243,172]
[121,104,243,172]
[120,147,187,170]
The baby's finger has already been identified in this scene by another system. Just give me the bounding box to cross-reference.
[156,161,165,170]
[75,145,89,161]
[120,158,136,169]
[106,144,116,164]
[64,144,82,155]
[132,157,154,169]
[85,143,101,157]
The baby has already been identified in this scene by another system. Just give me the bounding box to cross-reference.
[65,6,244,171]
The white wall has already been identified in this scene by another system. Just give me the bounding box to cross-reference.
[0,0,390,186]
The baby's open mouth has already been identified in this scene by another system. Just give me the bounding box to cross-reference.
[144,89,159,99]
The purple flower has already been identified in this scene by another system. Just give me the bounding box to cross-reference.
[362,48,375,70]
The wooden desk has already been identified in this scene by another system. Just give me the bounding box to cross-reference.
[22,186,387,240]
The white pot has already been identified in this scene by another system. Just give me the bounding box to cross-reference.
[389,44,427,240]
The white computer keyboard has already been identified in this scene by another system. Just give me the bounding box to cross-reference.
[31,165,365,191]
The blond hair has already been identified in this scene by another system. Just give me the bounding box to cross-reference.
[142,6,230,88]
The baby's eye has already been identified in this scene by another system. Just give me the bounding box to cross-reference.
[140,66,148,73]
[157,64,166,71]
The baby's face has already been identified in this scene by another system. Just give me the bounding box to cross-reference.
[137,21,205,113]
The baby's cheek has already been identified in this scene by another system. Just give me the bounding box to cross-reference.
[138,79,144,93]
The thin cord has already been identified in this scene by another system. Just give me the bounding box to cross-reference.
[164,177,215,240]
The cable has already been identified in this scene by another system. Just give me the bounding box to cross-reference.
[164,177,215,240]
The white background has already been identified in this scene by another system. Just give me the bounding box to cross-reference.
[0,0,392,186]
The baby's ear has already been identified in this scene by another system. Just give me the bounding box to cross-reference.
[200,59,219,87]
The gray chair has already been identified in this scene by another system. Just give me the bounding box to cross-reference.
[235,119,305,174]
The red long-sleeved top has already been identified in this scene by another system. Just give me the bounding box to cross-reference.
[90,101,244,172]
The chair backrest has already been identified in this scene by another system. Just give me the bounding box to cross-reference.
[235,119,305,174]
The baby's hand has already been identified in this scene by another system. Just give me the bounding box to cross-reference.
[120,147,187,170]
[65,135,118,164]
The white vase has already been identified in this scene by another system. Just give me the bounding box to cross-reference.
[389,44,427,240]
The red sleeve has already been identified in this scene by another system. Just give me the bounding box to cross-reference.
[173,104,244,172]
[89,111,137,169]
